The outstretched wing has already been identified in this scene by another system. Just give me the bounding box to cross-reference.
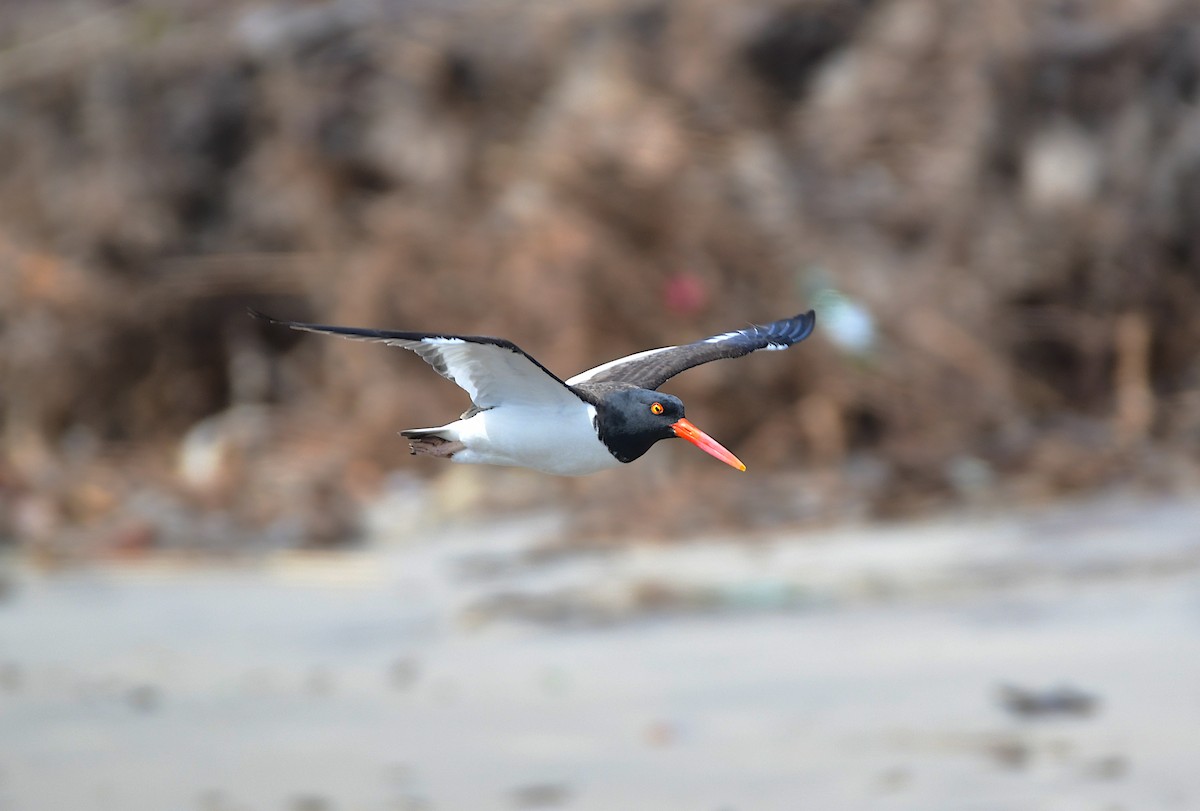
[567,310,816,390]
[252,311,584,410]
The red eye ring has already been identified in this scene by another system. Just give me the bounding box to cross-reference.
[650,402,665,415]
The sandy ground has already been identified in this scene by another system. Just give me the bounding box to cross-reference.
[2,491,1200,811]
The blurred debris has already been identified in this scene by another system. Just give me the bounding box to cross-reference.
[1113,311,1155,448]
[998,683,1099,719]
[812,285,876,356]
[290,795,331,811]
[986,736,1032,770]
[450,492,1200,627]
[1083,754,1129,780]
[177,406,271,492]
[389,657,420,690]
[643,720,679,748]
[126,683,161,714]
[874,767,911,792]
[509,782,572,809]
[463,577,812,628]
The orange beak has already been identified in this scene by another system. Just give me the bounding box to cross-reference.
[671,418,746,472]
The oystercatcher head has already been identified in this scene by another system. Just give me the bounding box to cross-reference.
[251,309,816,476]
[587,389,743,470]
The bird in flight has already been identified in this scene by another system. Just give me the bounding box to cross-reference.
[252,309,816,476]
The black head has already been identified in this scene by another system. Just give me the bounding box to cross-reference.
[593,389,684,463]
[593,388,745,470]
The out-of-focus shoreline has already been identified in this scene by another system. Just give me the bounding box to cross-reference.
[2,490,1198,810]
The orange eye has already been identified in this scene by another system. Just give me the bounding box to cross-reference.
[650,402,665,415]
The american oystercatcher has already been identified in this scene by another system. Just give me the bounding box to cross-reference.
[253,310,815,475]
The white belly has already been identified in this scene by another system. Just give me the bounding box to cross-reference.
[437,403,623,476]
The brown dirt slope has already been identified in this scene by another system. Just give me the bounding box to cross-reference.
[1,0,1198,551]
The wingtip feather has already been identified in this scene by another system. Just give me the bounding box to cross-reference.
[247,308,284,325]
[248,308,312,333]
[760,310,816,346]
[797,309,816,340]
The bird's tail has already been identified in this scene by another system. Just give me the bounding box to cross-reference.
[400,427,445,438]
[400,428,464,458]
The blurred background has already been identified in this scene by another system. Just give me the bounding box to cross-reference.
[2,0,1200,809]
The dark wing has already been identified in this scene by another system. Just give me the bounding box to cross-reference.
[566,310,816,390]
[251,311,584,409]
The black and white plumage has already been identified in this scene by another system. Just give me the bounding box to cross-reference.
[252,309,816,476]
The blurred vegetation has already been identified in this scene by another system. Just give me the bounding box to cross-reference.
[1,0,1199,557]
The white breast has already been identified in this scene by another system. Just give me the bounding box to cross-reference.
[440,403,623,476]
